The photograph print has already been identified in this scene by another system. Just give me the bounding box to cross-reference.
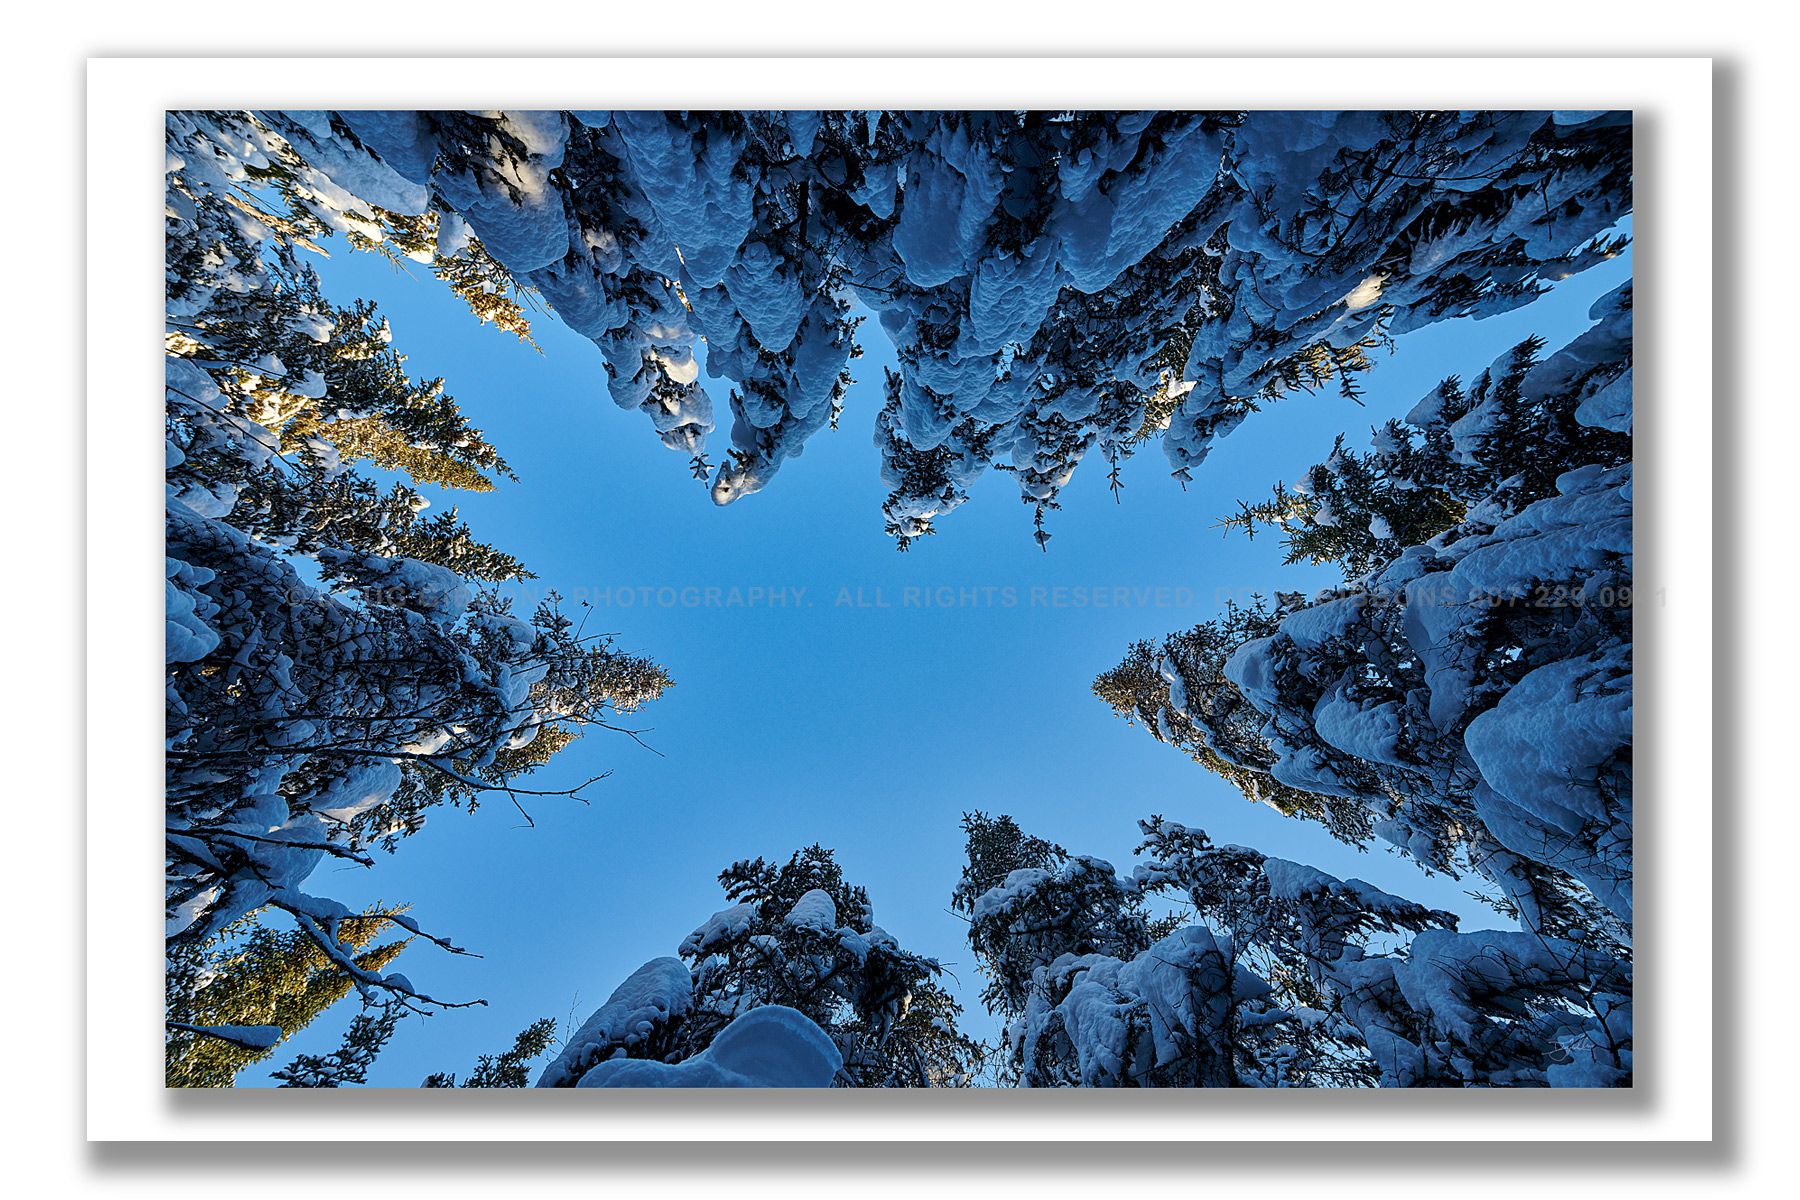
[164,108,1633,1090]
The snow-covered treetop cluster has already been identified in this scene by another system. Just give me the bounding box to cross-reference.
[165,108,1631,1088]
[166,109,1629,548]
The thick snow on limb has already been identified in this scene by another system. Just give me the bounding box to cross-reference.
[1049,923,1267,1088]
[782,888,839,932]
[167,1022,285,1052]
[535,957,695,1088]
[574,1006,841,1089]
[170,110,1629,545]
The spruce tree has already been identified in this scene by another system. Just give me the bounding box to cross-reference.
[536,845,979,1088]
[1096,283,1635,1035]
[422,1018,559,1088]
[165,905,411,1087]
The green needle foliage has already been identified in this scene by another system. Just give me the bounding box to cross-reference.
[166,905,412,1088]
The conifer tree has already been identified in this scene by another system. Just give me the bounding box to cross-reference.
[1094,600,1378,846]
[269,1000,405,1088]
[951,814,1151,1066]
[1096,283,1635,1034]
[165,905,411,1087]
[536,846,980,1088]
[1215,323,1629,579]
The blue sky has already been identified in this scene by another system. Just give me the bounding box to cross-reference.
[255,225,1632,1085]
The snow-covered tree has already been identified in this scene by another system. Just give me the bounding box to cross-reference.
[951,812,1151,1036]
[957,814,1629,1088]
[536,846,980,1088]
[1095,598,1380,847]
[165,112,671,1041]
[1217,314,1630,580]
[1133,817,1627,1086]
[164,904,410,1087]
[1094,283,1634,1081]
